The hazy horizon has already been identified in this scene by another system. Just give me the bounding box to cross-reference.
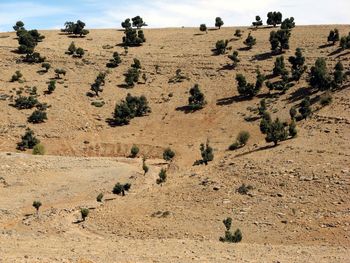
[0,0,349,32]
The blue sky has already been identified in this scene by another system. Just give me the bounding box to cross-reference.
[0,0,349,32]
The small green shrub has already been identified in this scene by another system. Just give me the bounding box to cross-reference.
[219,217,242,243]
[28,110,47,124]
[96,193,104,202]
[113,183,131,196]
[17,128,40,151]
[11,70,23,82]
[32,143,45,155]
[163,148,175,161]
[80,208,89,221]
[319,92,332,106]
[130,145,139,158]
[32,200,42,212]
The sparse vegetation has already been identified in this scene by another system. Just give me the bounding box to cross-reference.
[265,118,289,146]
[14,95,38,109]
[237,184,253,195]
[340,32,350,49]
[299,96,312,119]
[106,52,122,68]
[142,157,149,175]
[234,29,242,38]
[236,71,264,98]
[281,17,295,30]
[169,69,189,83]
[273,56,288,77]
[197,140,214,165]
[47,80,56,94]
[269,29,291,53]
[219,217,242,243]
[333,61,345,88]
[124,67,140,87]
[41,62,51,72]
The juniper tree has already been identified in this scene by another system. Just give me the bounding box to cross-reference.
[269,29,291,53]
[243,33,256,49]
[73,20,89,37]
[327,29,340,45]
[32,200,42,214]
[13,21,25,31]
[132,16,146,28]
[273,56,288,77]
[228,51,240,67]
[215,17,224,29]
[265,118,288,146]
[123,28,145,47]
[267,11,282,27]
[113,183,131,196]
[75,47,85,57]
[11,71,23,82]
[67,42,76,55]
[281,17,295,30]
[215,40,228,55]
[333,61,345,88]
[96,193,104,202]
[299,96,311,119]
[156,169,167,185]
[113,94,151,125]
[131,58,141,69]
[188,84,206,110]
[17,128,40,150]
[106,52,122,68]
[229,131,250,150]
[130,145,139,158]
[142,157,149,175]
[200,24,207,33]
[258,99,267,116]
[340,33,350,49]
[80,208,89,221]
[14,95,38,109]
[289,120,297,138]
[121,18,132,29]
[41,62,51,72]
[234,29,242,38]
[124,67,140,87]
[288,48,307,81]
[91,80,103,96]
[260,111,272,134]
[28,110,47,124]
[289,106,297,120]
[236,71,264,98]
[252,16,263,28]
[219,217,242,243]
[55,68,66,79]
[309,58,331,90]
[163,148,175,161]
[200,140,214,165]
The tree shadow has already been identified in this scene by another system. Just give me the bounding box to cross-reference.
[67,35,87,39]
[318,43,333,49]
[216,95,249,106]
[72,219,84,224]
[193,33,205,36]
[328,48,343,56]
[36,70,47,75]
[117,84,133,89]
[238,47,251,51]
[234,144,275,158]
[286,86,315,103]
[218,64,236,71]
[106,118,125,127]
[208,28,219,31]
[335,51,350,59]
[175,105,202,114]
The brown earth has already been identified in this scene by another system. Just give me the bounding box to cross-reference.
[0,25,349,262]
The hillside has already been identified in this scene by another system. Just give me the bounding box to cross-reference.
[0,25,349,262]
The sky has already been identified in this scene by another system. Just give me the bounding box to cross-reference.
[0,0,349,32]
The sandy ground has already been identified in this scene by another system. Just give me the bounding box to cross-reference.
[0,25,349,262]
